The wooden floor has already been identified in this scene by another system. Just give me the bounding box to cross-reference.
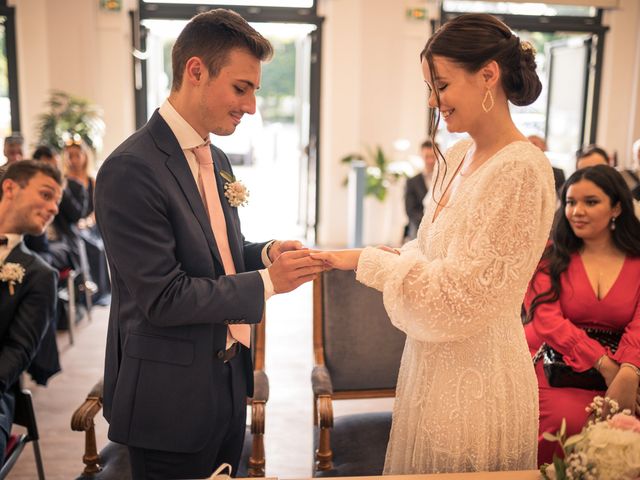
[9,283,393,479]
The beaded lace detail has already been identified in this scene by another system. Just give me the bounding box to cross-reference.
[356,139,556,474]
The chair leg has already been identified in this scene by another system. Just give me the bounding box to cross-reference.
[248,401,265,477]
[248,432,265,477]
[82,424,101,475]
[315,395,333,471]
[32,439,46,480]
[67,273,76,345]
[83,281,94,323]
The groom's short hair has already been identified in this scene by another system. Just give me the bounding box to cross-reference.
[171,8,273,91]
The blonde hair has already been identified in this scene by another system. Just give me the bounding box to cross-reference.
[63,141,94,178]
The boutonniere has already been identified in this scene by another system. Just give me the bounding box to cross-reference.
[0,261,26,295]
[220,170,250,208]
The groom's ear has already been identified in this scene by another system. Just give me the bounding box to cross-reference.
[185,57,205,85]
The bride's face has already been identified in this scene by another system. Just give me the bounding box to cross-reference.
[421,55,486,134]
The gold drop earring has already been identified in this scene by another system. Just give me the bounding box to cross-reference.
[482,88,494,113]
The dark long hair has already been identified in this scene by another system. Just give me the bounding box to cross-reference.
[420,14,541,196]
[526,165,640,322]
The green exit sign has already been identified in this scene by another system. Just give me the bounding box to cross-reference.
[406,7,427,20]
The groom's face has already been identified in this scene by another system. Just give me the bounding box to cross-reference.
[198,47,261,136]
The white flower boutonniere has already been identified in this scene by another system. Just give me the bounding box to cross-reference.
[0,261,26,296]
[220,170,250,208]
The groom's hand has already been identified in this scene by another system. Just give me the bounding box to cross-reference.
[269,250,325,294]
[268,240,305,263]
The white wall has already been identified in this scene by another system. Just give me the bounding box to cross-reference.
[10,0,640,243]
[11,0,135,165]
[599,0,640,166]
[316,0,431,246]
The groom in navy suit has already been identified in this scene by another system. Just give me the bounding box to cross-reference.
[95,9,324,479]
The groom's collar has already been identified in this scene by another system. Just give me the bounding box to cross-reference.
[159,99,207,151]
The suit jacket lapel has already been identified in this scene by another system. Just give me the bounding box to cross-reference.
[147,111,226,270]
[211,147,245,273]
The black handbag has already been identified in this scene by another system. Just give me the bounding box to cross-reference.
[535,328,622,391]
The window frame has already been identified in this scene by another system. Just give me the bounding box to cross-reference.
[0,0,20,133]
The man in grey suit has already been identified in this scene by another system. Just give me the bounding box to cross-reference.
[95,9,324,479]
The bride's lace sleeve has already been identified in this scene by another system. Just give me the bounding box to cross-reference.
[356,157,553,342]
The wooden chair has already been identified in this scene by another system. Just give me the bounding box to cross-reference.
[312,270,405,477]
[70,315,269,479]
[0,387,45,480]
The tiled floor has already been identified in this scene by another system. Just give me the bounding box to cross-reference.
[10,282,393,479]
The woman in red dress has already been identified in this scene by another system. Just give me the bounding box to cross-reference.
[524,164,640,466]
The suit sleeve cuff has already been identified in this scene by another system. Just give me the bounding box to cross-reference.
[258,268,275,300]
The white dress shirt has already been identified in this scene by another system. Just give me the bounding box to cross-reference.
[158,99,275,299]
[0,233,22,263]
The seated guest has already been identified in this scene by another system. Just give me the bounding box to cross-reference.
[528,134,565,195]
[2,133,24,166]
[63,140,110,302]
[404,140,437,240]
[49,147,89,271]
[523,165,640,466]
[25,146,75,272]
[32,145,61,170]
[619,138,640,200]
[575,144,610,170]
[63,140,95,220]
[0,161,61,464]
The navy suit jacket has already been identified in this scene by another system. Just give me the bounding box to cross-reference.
[95,110,267,453]
[0,243,57,435]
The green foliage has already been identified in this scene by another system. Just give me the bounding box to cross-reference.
[35,91,105,152]
[341,145,405,202]
[261,40,295,99]
[260,40,296,123]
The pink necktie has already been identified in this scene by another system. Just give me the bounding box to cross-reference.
[193,141,251,348]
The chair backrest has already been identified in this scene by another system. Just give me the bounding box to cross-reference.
[12,389,39,440]
[0,388,45,480]
[314,270,405,394]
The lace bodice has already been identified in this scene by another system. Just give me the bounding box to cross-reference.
[356,139,556,473]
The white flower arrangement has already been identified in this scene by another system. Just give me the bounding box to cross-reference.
[220,170,249,208]
[0,261,26,296]
[541,396,640,480]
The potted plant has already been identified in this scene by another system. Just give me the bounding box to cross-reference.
[340,145,405,201]
[341,145,408,245]
[35,90,105,152]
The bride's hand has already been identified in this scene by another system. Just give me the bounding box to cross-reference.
[376,245,400,255]
[310,249,362,270]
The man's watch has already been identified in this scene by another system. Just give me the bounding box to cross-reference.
[266,240,276,262]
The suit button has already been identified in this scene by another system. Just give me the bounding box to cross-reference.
[216,350,224,359]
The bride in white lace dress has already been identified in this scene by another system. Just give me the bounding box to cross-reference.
[313,14,556,474]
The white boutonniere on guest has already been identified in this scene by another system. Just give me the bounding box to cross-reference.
[0,261,26,296]
[220,170,249,208]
